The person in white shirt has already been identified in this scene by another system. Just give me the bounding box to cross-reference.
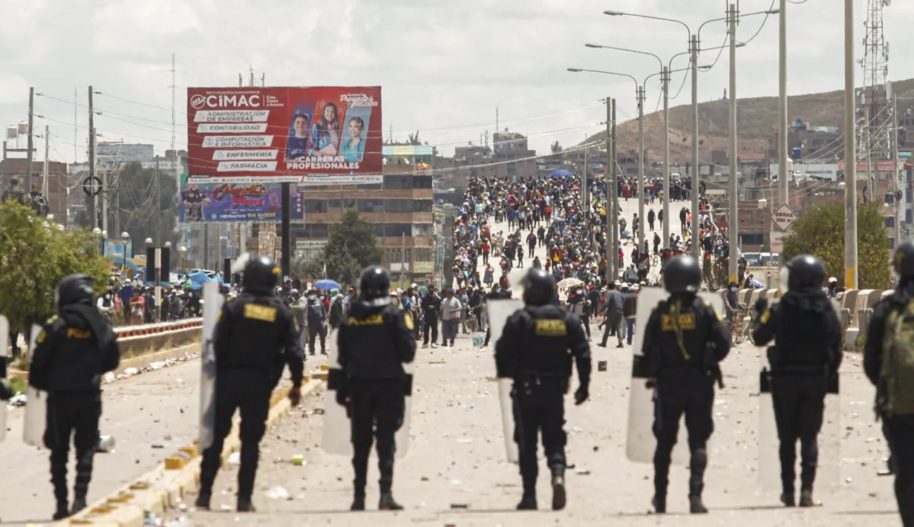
[439,289,462,347]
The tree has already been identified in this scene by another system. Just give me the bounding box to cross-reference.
[551,141,563,154]
[0,201,109,347]
[114,162,179,246]
[781,201,890,290]
[297,210,382,286]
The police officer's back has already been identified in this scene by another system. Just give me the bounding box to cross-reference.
[196,256,303,513]
[29,274,120,520]
[643,256,730,514]
[337,266,416,511]
[495,268,591,511]
[751,255,841,507]
[864,241,914,527]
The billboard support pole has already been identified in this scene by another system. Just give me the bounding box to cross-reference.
[281,182,291,279]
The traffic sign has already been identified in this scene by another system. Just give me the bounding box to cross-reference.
[771,203,796,232]
[82,176,102,196]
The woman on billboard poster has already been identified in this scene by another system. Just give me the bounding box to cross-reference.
[309,102,340,157]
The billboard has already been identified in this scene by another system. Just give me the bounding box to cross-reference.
[178,174,304,223]
[187,86,382,181]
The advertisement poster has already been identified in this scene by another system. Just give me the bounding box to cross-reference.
[187,86,382,180]
[178,174,304,223]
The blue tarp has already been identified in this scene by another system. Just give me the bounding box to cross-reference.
[549,169,573,179]
[314,279,342,290]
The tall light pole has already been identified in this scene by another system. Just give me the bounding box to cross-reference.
[778,0,789,205]
[728,3,739,284]
[844,0,857,289]
[604,8,776,259]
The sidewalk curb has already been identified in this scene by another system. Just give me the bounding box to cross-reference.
[57,375,324,526]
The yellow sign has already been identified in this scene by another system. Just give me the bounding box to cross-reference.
[243,304,277,322]
[535,319,567,337]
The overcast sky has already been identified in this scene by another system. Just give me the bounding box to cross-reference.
[2,0,912,163]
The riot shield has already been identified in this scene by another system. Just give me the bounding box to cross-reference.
[626,288,725,465]
[758,320,841,489]
[199,281,223,451]
[487,299,524,463]
[23,325,46,448]
[0,315,8,442]
[321,324,414,458]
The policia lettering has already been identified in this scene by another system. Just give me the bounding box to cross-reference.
[752,255,842,508]
[643,256,730,514]
[196,256,304,513]
[336,266,416,511]
[28,275,121,520]
[495,269,591,511]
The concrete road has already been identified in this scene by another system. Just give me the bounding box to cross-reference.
[0,348,204,524]
[176,325,899,526]
[175,206,902,526]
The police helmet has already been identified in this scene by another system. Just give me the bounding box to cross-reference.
[56,274,94,308]
[359,266,390,300]
[242,256,279,294]
[785,254,826,291]
[521,268,556,306]
[894,240,914,280]
[663,255,701,294]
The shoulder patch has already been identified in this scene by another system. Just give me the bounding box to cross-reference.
[403,313,414,331]
[760,308,771,325]
[244,303,277,322]
[661,313,697,331]
[347,314,384,326]
[36,329,47,344]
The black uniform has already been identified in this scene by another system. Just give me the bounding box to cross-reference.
[29,304,120,516]
[864,283,914,527]
[199,291,303,504]
[752,290,842,501]
[495,304,591,502]
[643,294,730,508]
[337,299,416,500]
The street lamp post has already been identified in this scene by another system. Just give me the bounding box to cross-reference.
[121,231,131,276]
[728,3,739,285]
[604,7,777,259]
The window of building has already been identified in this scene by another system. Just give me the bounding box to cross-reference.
[384,223,411,237]
[412,224,432,237]
[328,199,341,209]
[413,176,432,188]
[372,224,385,237]
[356,183,382,190]
[740,233,764,245]
[357,199,384,213]
[342,198,357,210]
[383,175,411,189]
[414,248,432,261]
[304,224,329,238]
[303,199,328,213]
[413,200,432,212]
[385,199,413,212]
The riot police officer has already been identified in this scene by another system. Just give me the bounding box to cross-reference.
[865,241,914,527]
[495,268,591,510]
[643,255,730,514]
[337,266,416,511]
[196,256,303,512]
[752,255,842,507]
[29,274,121,519]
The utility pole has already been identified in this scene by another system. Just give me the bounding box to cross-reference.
[662,66,671,250]
[728,3,740,284]
[778,0,789,205]
[42,125,49,198]
[690,34,700,258]
[865,104,874,202]
[611,98,619,279]
[26,87,34,194]
[88,86,98,230]
[845,0,858,289]
[605,97,614,282]
[582,135,588,208]
[893,91,902,245]
[400,233,407,285]
[73,88,78,163]
[637,85,646,253]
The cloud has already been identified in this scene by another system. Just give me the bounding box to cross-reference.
[0,0,910,162]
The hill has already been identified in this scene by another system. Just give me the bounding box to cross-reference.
[592,77,914,164]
